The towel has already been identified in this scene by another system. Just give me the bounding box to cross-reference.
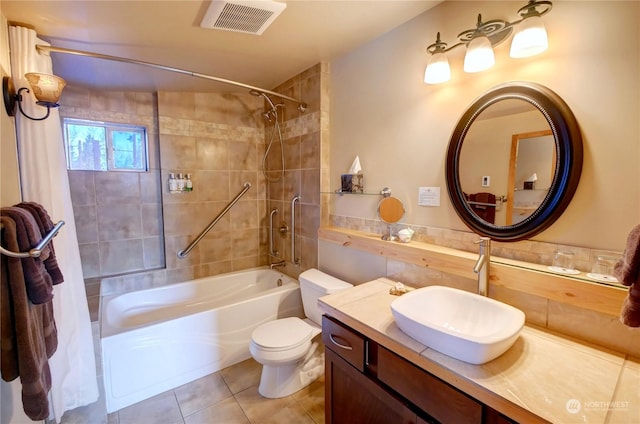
[614,224,640,327]
[1,215,57,420]
[17,202,64,285]
[0,207,54,304]
[470,192,496,224]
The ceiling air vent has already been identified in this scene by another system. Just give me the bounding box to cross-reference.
[201,0,286,35]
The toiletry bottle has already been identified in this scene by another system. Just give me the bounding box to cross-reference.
[185,174,193,192]
[168,173,178,193]
[176,173,185,192]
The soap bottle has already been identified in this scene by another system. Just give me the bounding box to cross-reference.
[168,173,178,193]
[176,173,185,192]
[185,174,193,192]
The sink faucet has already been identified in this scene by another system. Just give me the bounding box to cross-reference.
[270,260,286,269]
[473,237,491,296]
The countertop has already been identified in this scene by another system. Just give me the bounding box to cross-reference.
[318,278,640,424]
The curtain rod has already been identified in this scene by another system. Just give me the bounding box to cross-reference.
[36,45,308,112]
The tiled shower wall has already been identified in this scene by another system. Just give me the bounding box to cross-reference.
[63,88,270,285]
[264,63,330,275]
[60,88,164,279]
[156,91,268,281]
[65,64,327,297]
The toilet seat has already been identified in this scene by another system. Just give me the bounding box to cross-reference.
[251,317,314,352]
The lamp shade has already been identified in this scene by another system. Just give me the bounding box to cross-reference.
[24,72,66,105]
[510,15,548,58]
[463,35,495,73]
[424,51,451,84]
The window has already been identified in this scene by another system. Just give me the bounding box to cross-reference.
[63,118,148,172]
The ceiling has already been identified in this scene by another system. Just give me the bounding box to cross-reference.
[1,0,441,94]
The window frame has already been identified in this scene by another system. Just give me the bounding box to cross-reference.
[63,118,149,172]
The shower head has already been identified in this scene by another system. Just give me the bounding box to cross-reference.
[251,89,283,122]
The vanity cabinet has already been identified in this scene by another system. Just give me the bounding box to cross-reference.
[323,315,517,424]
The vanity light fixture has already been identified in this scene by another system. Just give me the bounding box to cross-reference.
[424,0,552,84]
[3,72,66,120]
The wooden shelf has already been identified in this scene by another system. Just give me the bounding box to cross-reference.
[318,226,626,317]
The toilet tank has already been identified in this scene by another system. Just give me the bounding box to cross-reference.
[299,269,353,325]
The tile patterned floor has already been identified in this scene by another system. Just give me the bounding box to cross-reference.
[56,324,325,424]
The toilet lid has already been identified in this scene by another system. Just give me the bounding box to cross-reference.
[252,317,313,351]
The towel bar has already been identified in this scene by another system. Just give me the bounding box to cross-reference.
[0,220,65,258]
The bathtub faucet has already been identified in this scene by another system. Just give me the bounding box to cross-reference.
[270,260,286,269]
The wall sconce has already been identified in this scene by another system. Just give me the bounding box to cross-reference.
[3,73,66,120]
[424,0,552,84]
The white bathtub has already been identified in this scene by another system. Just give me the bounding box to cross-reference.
[100,267,303,413]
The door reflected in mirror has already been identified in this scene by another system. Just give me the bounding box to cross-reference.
[458,99,552,226]
[506,130,555,225]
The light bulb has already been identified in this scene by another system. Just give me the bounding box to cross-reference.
[424,52,451,84]
[510,15,548,58]
[464,36,495,73]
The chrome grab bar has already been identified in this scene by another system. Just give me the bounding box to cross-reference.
[291,195,300,265]
[177,182,251,258]
[0,220,65,258]
[269,208,279,256]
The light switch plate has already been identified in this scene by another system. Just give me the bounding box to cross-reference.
[482,176,490,187]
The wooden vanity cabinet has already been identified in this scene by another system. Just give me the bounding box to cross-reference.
[323,315,517,424]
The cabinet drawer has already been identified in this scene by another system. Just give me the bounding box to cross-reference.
[377,346,483,424]
[322,315,366,372]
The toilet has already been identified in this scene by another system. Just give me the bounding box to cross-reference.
[249,268,353,398]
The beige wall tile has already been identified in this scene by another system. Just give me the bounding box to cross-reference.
[232,228,260,258]
[300,131,320,169]
[94,172,141,204]
[99,239,144,274]
[142,203,163,237]
[301,169,320,205]
[74,205,99,244]
[143,236,165,269]
[283,136,301,170]
[97,203,142,240]
[159,134,197,170]
[300,204,320,239]
[196,138,229,170]
[158,92,195,119]
[196,170,230,202]
[199,235,232,264]
[548,301,640,356]
[194,92,227,123]
[228,200,259,230]
[228,140,257,171]
[491,285,548,327]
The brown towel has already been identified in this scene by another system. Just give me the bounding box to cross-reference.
[614,224,640,327]
[0,207,54,304]
[1,215,57,420]
[470,192,496,224]
[17,202,64,285]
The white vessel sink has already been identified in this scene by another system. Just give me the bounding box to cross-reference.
[390,286,525,365]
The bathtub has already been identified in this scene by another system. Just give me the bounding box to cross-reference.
[100,267,303,413]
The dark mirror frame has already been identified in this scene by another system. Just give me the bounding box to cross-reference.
[446,81,583,241]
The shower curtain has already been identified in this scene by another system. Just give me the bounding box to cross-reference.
[9,26,98,422]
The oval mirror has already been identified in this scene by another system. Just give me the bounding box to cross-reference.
[446,82,583,241]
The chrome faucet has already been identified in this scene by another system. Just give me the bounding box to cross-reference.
[270,260,286,269]
[473,237,491,296]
